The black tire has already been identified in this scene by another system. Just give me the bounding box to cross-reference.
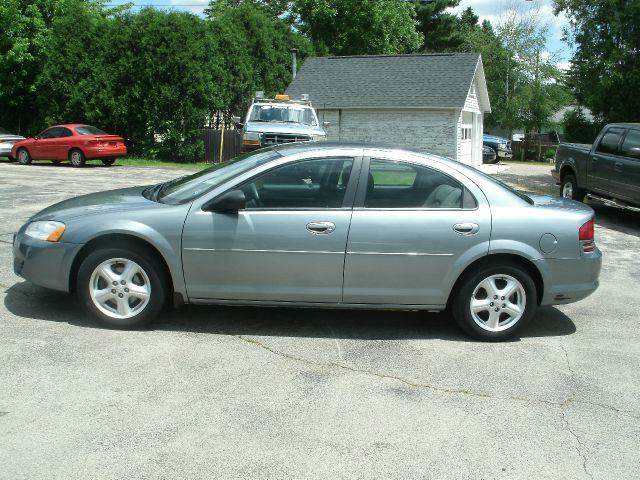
[51,160,63,165]
[17,148,32,165]
[560,174,585,202]
[69,148,85,168]
[101,158,116,166]
[76,247,167,329]
[451,263,537,341]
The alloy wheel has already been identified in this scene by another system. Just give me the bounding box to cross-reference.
[89,258,151,319]
[469,274,526,332]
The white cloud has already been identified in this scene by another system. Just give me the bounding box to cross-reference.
[451,0,573,61]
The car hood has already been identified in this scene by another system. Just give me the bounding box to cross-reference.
[30,186,159,222]
[245,122,325,136]
[483,135,510,144]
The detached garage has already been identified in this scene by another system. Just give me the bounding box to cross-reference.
[286,53,491,167]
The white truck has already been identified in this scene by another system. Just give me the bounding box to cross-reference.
[237,94,328,152]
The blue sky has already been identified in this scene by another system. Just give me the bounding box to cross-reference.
[106,0,572,66]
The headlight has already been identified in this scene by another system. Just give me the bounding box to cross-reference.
[25,221,66,242]
[311,135,327,142]
[497,144,510,150]
[242,132,260,145]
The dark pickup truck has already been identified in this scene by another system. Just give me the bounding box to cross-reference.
[553,123,640,209]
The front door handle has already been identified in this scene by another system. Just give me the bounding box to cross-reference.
[453,223,480,235]
[307,221,336,235]
[615,162,623,171]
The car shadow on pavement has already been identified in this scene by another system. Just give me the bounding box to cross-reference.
[4,282,576,342]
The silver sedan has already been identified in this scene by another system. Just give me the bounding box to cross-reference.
[13,144,601,341]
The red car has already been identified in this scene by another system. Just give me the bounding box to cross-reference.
[11,124,127,167]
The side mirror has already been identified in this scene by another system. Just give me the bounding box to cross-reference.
[235,122,244,130]
[231,116,241,124]
[34,135,40,140]
[203,189,246,212]
[323,121,331,129]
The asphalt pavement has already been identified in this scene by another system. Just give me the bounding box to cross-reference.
[1,160,638,480]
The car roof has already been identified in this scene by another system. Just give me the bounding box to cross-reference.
[49,124,91,129]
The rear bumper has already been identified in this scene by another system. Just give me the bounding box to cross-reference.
[83,145,127,159]
[535,249,602,306]
[13,232,82,293]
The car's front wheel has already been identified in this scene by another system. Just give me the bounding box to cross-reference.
[17,148,32,165]
[452,263,537,341]
[77,248,167,329]
[101,158,116,166]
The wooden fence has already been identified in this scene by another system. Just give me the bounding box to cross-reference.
[202,128,242,163]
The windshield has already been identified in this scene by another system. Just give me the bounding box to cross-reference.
[248,105,318,126]
[75,126,107,135]
[156,149,282,204]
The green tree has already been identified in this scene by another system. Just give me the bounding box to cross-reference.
[208,1,312,116]
[293,0,421,56]
[459,3,571,137]
[0,0,57,135]
[554,0,640,122]
[415,0,464,52]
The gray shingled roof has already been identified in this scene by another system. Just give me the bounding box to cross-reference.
[286,53,481,109]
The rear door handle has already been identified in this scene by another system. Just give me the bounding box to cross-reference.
[307,221,336,235]
[453,223,480,235]
[615,162,623,171]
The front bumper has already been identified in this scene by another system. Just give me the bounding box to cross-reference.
[536,249,602,306]
[551,169,560,184]
[496,150,513,159]
[13,232,83,293]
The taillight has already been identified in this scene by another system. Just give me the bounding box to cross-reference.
[579,218,594,253]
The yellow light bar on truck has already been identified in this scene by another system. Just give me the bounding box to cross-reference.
[274,94,289,101]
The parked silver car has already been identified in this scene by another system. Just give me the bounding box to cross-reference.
[0,127,25,159]
[13,144,601,340]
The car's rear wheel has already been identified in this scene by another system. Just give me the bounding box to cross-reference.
[560,174,585,202]
[51,160,63,164]
[69,149,85,168]
[452,264,537,341]
[77,248,166,329]
[101,158,116,166]
[17,148,32,165]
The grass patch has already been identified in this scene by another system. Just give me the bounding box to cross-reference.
[503,160,553,167]
[116,157,210,170]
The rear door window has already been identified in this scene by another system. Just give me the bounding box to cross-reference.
[364,159,476,209]
[621,129,640,159]
[596,128,623,155]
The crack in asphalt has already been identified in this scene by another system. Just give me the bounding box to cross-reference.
[236,335,493,399]
[236,334,639,417]
[236,334,638,480]
[559,345,594,480]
